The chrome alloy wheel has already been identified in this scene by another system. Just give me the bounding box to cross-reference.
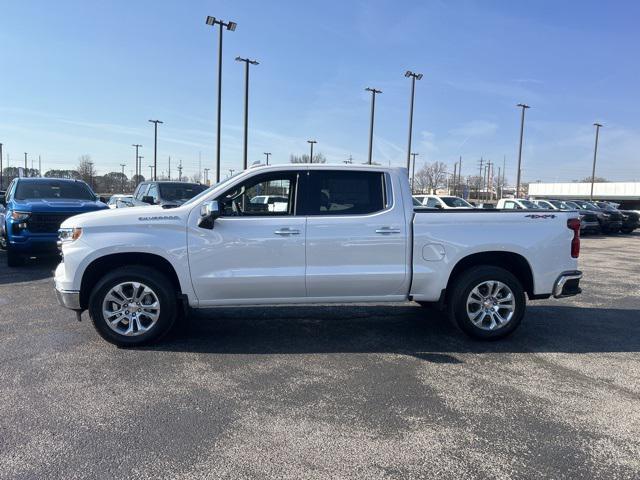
[102,282,160,336]
[466,280,515,331]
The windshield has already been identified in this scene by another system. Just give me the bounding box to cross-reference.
[441,196,473,208]
[550,200,570,210]
[15,180,95,201]
[158,183,207,203]
[596,202,617,211]
[519,200,539,209]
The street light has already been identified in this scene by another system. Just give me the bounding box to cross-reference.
[365,87,382,165]
[132,144,142,181]
[404,70,423,172]
[138,156,144,179]
[205,15,237,183]
[590,123,603,200]
[263,152,271,165]
[515,103,530,197]
[148,120,163,181]
[235,56,259,171]
[24,152,28,175]
[307,140,317,163]
[410,152,419,193]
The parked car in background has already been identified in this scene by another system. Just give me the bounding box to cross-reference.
[133,181,208,209]
[55,164,583,347]
[496,198,541,209]
[413,195,475,209]
[533,199,600,234]
[0,178,108,266]
[594,201,640,234]
[0,190,6,205]
[107,194,137,209]
[568,200,623,234]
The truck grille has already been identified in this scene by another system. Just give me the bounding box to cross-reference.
[581,213,597,222]
[27,213,75,233]
[609,212,623,222]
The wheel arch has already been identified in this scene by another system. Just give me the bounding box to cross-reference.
[79,252,183,309]
[445,251,535,301]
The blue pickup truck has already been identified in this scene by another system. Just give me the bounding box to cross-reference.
[0,178,108,266]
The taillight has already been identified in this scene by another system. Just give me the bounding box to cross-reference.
[567,218,580,258]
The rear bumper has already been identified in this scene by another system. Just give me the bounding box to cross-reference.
[553,271,583,298]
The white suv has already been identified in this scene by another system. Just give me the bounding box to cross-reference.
[413,195,474,209]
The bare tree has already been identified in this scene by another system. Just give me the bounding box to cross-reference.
[76,155,95,185]
[289,152,327,164]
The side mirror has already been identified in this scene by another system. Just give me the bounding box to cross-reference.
[434,203,443,209]
[198,200,221,229]
[99,196,110,204]
[142,195,155,205]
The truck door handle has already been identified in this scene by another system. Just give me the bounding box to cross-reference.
[375,227,401,234]
[274,228,300,236]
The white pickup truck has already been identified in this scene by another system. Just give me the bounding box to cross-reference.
[55,165,583,347]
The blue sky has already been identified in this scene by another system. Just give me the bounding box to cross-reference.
[1,0,639,183]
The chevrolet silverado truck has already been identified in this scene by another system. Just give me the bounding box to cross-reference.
[54,165,583,347]
[1,177,108,266]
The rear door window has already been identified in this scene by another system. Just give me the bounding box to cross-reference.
[304,171,386,216]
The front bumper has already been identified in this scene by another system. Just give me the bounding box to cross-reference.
[553,271,583,298]
[55,284,81,310]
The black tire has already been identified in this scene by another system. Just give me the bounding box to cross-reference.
[447,265,526,340]
[88,266,178,347]
[621,228,633,234]
[6,246,25,267]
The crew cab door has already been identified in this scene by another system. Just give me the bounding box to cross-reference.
[303,170,409,299]
[187,170,306,304]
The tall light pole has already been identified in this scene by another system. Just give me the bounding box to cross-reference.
[263,152,271,165]
[206,15,237,183]
[132,144,142,182]
[235,56,259,171]
[148,120,163,181]
[0,143,3,189]
[404,70,423,172]
[410,152,419,193]
[178,159,183,182]
[365,87,382,165]
[516,103,530,197]
[138,156,144,179]
[120,164,126,192]
[307,140,317,163]
[24,152,28,175]
[590,123,603,200]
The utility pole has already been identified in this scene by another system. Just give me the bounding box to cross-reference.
[307,140,317,163]
[477,157,484,200]
[404,70,423,173]
[38,155,42,177]
[590,123,603,200]
[206,16,238,183]
[410,152,419,193]
[235,56,259,171]
[452,162,457,196]
[148,119,163,181]
[138,156,144,179]
[502,155,506,198]
[24,152,28,175]
[263,152,271,165]
[168,156,171,180]
[178,159,183,182]
[120,164,126,192]
[457,156,462,197]
[486,161,493,201]
[516,103,530,198]
[132,144,142,182]
[365,87,382,165]
[497,166,502,198]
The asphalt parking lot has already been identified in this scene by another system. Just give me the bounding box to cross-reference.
[1,234,639,480]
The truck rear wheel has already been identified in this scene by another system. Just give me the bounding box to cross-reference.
[448,266,525,340]
[88,266,177,347]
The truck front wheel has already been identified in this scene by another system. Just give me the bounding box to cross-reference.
[448,266,526,340]
[88,266,177,347]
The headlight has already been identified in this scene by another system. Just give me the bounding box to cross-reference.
[58,227,83,244]
[11,211,30,221]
